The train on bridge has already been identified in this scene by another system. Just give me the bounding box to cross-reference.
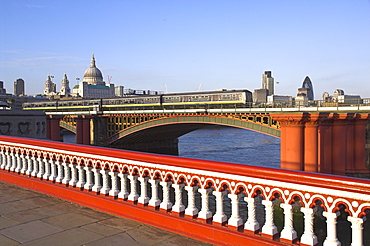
[23,89,253,111]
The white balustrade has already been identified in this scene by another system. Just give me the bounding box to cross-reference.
[1,139,369,245]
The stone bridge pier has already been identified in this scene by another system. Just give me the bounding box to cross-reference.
[272,112,370,177]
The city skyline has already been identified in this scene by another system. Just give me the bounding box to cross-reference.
[1,0,369,99]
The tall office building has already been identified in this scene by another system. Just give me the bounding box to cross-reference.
[262,71,274,96]
[60,73,71,96]
[14,78,25,96]
[301,76,314,100]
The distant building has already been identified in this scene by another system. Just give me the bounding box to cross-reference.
[72,54,115,98]
[321,89,361,105]
[262,71,274,96]
[300,76,314,100]
[59,73,71,96]
[14,78,25,96]
[253,89,269,104]
[115,86,124,97]
[43,74,57,96]
[0,81,7,95]
[267,95,292,106]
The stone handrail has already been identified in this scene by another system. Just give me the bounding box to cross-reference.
[0,135,369,245]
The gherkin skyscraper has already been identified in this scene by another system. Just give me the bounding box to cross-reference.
[302,76,314,100]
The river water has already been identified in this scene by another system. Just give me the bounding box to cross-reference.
[178,125,280,169]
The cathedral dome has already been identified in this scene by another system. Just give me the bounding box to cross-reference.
[83,54,104,85]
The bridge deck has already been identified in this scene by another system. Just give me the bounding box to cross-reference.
[0,181,211,246]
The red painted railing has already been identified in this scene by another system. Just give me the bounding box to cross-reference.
[0,135,369,245]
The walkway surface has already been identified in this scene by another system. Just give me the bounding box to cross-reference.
[0,181,212,246]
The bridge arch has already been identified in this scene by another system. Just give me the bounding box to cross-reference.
[107,115,280,149]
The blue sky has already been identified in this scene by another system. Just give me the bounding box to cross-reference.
[0,0,369,99]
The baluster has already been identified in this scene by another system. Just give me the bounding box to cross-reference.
[31,156,38,177]
[261,200,278,239]
[0,148,6,169]
[10,151,17,172]
[14,153,22,173]
[37,157,44,179]
[5,150,11,171]
[49,159,57,182]
[160,181,172,212]
[138,177,150,205]
[91,168,102,193]
[228,193,244,229]
[100,169,110,195]
[69,163,78,187]
[322,211,341,246]
[76,165,86,189]
[56,160,64,183]
[172,183,185,215]
[198,188,213,222]
[347,216,364,246]
[20,154,27,174]
[128,175,139,203]
[300,207,318,246]
[62,161,70,185]
[244,197,260,233]
[84,166,94,191]
[280,203,298,243]
[25,155,32,176]
[185,185,199,218]
[213,190,228,225]
[118,173,129,200]
[42,158,50,180]
[148,179,161,209]
[108,171,119,197]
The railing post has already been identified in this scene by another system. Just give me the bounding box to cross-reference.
[347,216,364,246]
[14,153,21,173]
[172,183,185,215]
[0,148,5,170]
[36,156,44,179]
[31,156,38,177]
[10,150,16,172]
[127,175,139,203]
[109,171,119,197]
[323,211,341,246]
[68,163,78,187]
[185,185,199,219]
[198,188,213,222]
[100,169,110,195]
[83,166,93,191]
[91,168,102,194]
[228,193,244,230]
[5,149,11,171]
[76,165,86,189]
[300,207,318,246]
[62,161,70,185]
[25,155,32,176]
[20,154,27,174]
[49,159,56,182]
[160,181,172,212]
[280,203,297,243]
[42,157,50,180]
[244,197,260,233]
[118,173,129,200]
[138,177,150,205]
[56,160,64,183]
[261,200,278,239]
[213,190,228,226]
[148,179,161,209]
